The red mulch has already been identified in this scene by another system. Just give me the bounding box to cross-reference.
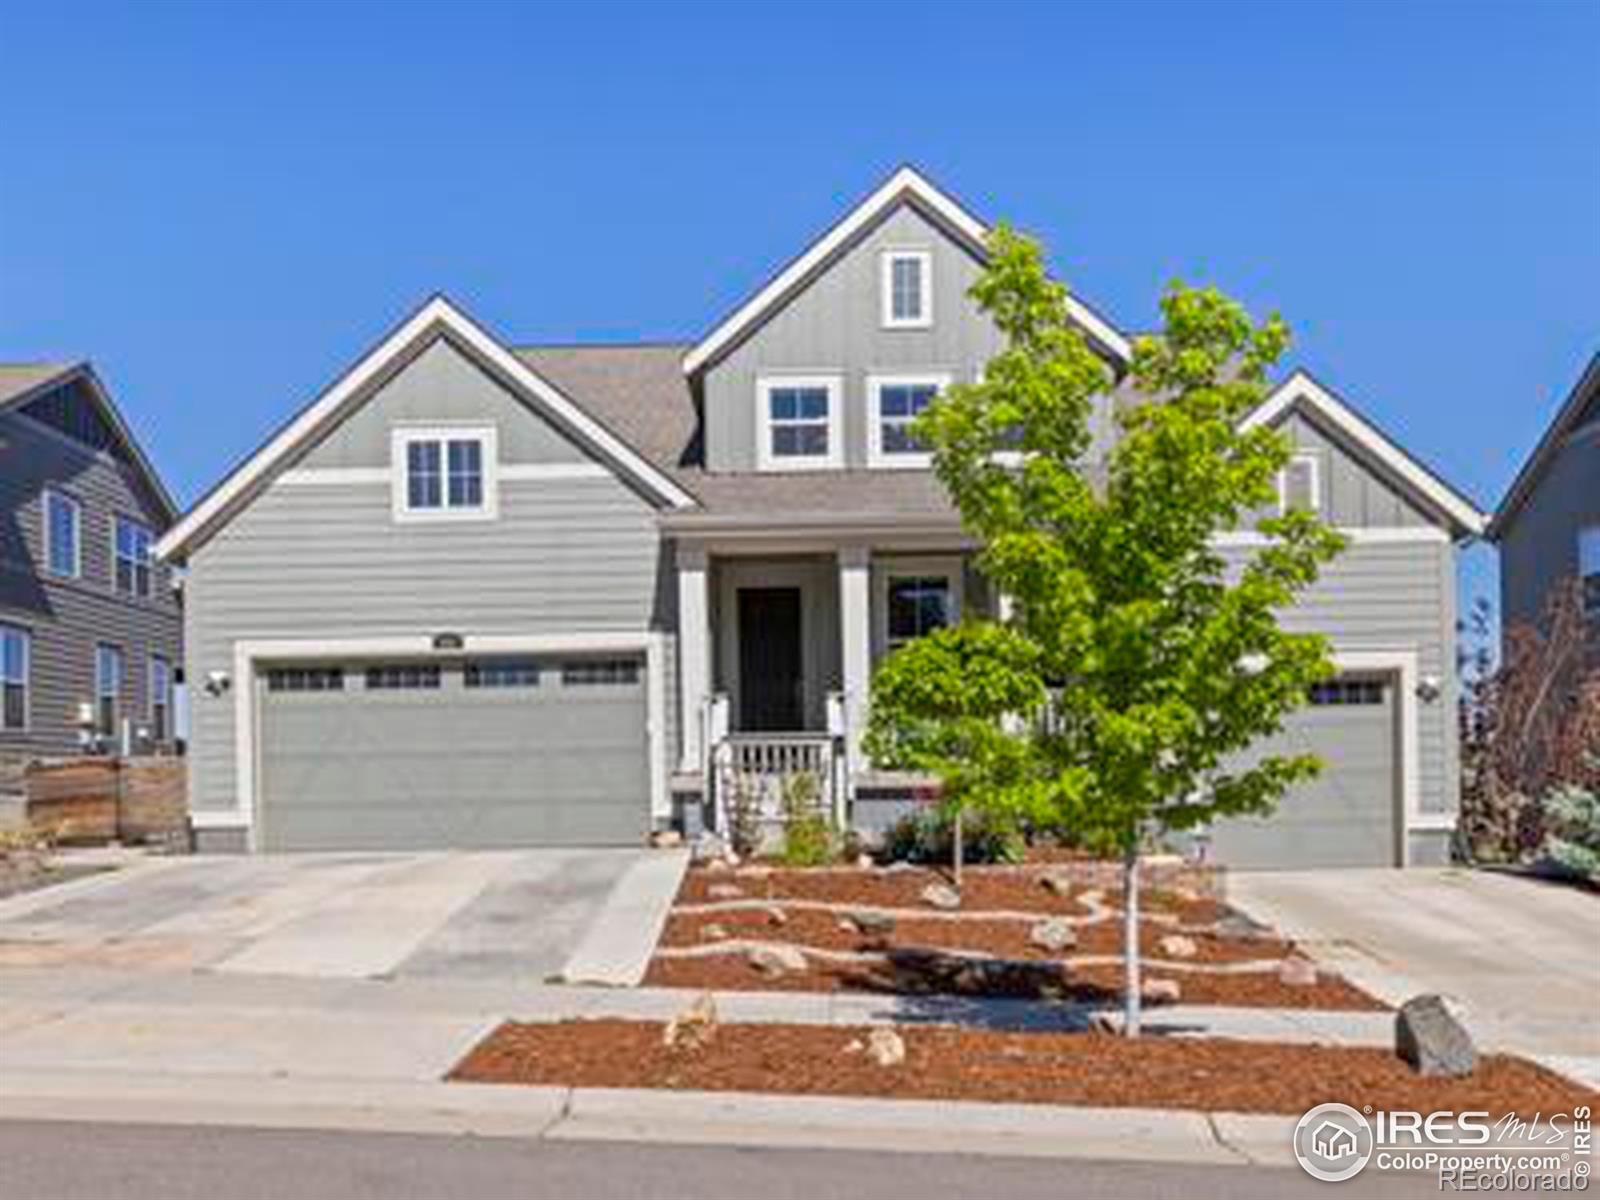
[451,1020,1596,1118]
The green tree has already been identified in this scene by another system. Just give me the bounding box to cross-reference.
[865,227,1345,1035]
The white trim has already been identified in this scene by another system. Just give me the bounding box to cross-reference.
[276,462,610,488]
[682,166,1131,375]
[866,372,951,469]
[389,424,500,523]
[220,630,668,846]
[499,462,611,482]
[872,554,965,659]
[1276,451,1321,515]
[41,487,82,580]
[676,547,710,772]
[755,374,844,471]
[157,296,695,559]
[880,248,933,330]
[1244,371,1486,536]
[1211,526,1449,547]
[838,547,871,770]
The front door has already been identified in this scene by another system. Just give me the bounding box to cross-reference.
[737,587,803,731]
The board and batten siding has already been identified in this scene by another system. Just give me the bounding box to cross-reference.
[0,409,181,757]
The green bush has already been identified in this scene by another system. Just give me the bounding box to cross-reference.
[1540,784,1600,880]
[778,771,836,867]
[883,805,1025,866]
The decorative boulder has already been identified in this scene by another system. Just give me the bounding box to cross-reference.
[707,883,744,900]
[765,906,788,927]
[651,830,684,849]
[1140,977,1182,1005]
[849,910,897,936]
[1029,918,1078,953]
[920,883,961,911]
[749,944,808,977]
[1278,957,1319,986]
[662,992,719,1049]
[1396,994,1476,1077]
[1158,934,1198,959]
[866,1027,906,1067]
[701,923,729,941]
[1038,869,1075,896]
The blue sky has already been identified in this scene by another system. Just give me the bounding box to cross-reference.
[2,0,1596,613]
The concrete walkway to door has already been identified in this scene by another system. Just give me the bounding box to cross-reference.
[1228,866,1600,1083]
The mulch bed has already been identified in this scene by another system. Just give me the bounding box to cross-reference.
[451,1020,1597,1118]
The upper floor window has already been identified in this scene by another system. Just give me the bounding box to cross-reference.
[95,642,123,739]
[1277,452,1321,515]
[148,655,172,742]
[756,376,842,471]
[0,625,28,731]
[881,249,932,329]
[392,426,498,521]
[868,374,949,468]
[1580,525,1600,618]
[114,517,153,597]
[43,489,81,578]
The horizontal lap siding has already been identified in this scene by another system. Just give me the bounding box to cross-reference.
[186,475,672,815]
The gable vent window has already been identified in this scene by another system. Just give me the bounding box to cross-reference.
[44,490,81,579]
[365,664,441,690]
[1580,526,1600,618]
[266,667,345,693]
[465,659,541,689]
[1277,453,1321,515]
[114,516,153,598]
[393,427,498,521]
[882,250,932,329]
[561,658,640,686]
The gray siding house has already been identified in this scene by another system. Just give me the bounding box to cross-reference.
[0,364,182,764]
[1488,354,1600,634]
[158,167,1485,866]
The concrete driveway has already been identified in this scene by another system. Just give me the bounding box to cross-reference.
[0,849,685,985]
[1229,867,1600,1077]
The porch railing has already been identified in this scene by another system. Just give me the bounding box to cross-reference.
[704,694,847,841]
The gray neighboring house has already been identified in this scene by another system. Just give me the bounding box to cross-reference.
[0,363,182,769]
[157,166,1486,866]
[1487,354,1600,634]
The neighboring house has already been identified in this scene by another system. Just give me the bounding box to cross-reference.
[1487,354,1600,634]
[156,166,1486,866]
[0,363,182,763]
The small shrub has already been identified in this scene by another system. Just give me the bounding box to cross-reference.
[884,805,1025,866]
[1540,784,1600,880]
[724,772,764,859]
[778,771,836,867]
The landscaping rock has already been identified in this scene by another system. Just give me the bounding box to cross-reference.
[1278,957,1318,986]
[842,1037,865,1054]
[1158,934,1198,959]
[691,834,729,864]
[881,861,917,874]
[735,865,773,880]
[650,830,683,849]
[1140,977,1182,1005]
[1215,911,1270,941]
[1028,918,1078,953]
[1396,994,1476,1077]
[1038,868,1076,895]
[920,883,961,911]
[866,1027,906,1067]
[855,853,874,870]
[837,916,858,932]
[701,923,729,942]
[849,909,897,936]
[1088,1011,1123,1035]
[707,883,744,900]
[748,944,808,977]
[662,992,718,1050]
[765,906,788,927]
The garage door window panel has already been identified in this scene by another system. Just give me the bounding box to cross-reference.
[267,667,345,693]
[465,660,541,688]
[562,659,641,686]
[365,664,442,690]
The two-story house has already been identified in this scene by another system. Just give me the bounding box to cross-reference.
[0,363,183,772]
[156,167,1485,867]
[1488,354,1600,635]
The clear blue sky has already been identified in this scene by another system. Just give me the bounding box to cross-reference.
[2,0,1596,611]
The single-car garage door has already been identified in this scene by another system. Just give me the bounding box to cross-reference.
[1208,674,1400,869]
[258,654,649,851]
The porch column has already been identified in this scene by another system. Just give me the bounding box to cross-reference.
[838,544,871,768]
[676,544,710,773]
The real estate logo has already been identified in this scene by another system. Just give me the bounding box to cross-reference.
[1294,1102,1376,1182]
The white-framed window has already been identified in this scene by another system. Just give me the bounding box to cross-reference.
[876,558,963,654]
[1580,525,1600,618]
[43,489,81,579]
[1277,452,1321,514]
[95,643,123,740]
[880,249,932,329]
[148,655,172,743]
[391,425,499,521]
[868,373,951,468]
[755,376,842,471]
[113,516,153,597]
[0,624,28,732]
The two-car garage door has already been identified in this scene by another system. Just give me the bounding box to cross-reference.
[258,655,649,851]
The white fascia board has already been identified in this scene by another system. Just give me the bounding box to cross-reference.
[1242,370,1487,537]
[681,166,1132,376]
[157,297,694,560]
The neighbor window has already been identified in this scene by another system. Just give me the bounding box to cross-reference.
[757,377,840,470]
[885,575,955,650]
[0,625,28,731]
[1581,526,1600,618]
[869,375,948,467]
[44,490,81,578]
[95,643,123,739]
[465,659,541,688]
[365,664,441,690]
[148,655,172,742]
[881,249,932,329]
[1277,452,1321,514]
[114,516,153,597]
[393,427,497,519]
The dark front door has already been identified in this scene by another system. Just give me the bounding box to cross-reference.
[737,587,803,731]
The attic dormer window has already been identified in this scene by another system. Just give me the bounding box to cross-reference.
[881,249,932,329]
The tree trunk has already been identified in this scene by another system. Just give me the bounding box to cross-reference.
[1122,842,1142,1038]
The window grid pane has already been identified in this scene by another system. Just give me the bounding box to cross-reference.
[878,383,939,455]
[407,441,443,509]
[768,386,830,460]
[447,439,483,508]
[465,659,541,688]
[365,664,442,690]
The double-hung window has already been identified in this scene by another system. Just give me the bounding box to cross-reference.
[869,374,949,468]
[1580,526,1600,619]
[881,249,932,329]
[756,377,841,470]
[148,655,172,743]
[393,427,498,520]
[114,516,153,597]
[0,625,28,731]
[44,490,81,578]
[95,643,123,740]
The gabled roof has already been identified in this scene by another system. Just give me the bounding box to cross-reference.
[1243,369,1487,538]
[1486,352,1600,542]
[156,297,697,561]
[681,165,1133,376]
[0,360,179,523]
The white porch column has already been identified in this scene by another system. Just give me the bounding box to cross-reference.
[676,545,710,773]
[837,544,872,768]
